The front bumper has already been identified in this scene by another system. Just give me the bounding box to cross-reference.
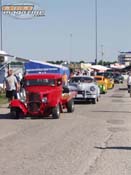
[75,92,97,101]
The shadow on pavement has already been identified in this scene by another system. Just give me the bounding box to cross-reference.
[92,110,131,113]
[110,95,123,98]
[0,105,11,119]
[95,146,131,150]
[0,113,11,119]
[119,87,128,90]
[74,101,91,105]
[0,112,61,120]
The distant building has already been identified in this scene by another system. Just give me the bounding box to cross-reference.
[118,52,131,66]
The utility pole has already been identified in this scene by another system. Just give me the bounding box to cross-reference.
[69,33,72,63]
[0,0,3,50]
[95,0,98,65]
[101,44,104,65]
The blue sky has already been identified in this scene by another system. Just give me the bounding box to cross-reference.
[2,0,131,62]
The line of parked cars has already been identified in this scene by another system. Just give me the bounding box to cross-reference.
[9,71,123,119]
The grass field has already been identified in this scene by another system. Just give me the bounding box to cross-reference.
[0,93,8,105]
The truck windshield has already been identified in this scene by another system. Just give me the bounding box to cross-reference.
[25,79,55,86]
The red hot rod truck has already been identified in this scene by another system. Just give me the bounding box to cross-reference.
[10,73,76,119]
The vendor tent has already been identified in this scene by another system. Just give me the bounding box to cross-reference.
[110,63,126,69]
[24,60,70,77]
[91,65,109,72]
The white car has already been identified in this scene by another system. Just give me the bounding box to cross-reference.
[69,75,100,104]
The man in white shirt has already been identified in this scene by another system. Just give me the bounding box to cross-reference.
[3,69,19,104]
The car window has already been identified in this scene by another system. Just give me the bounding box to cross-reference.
[25,79,55,86]
[95,77,102,81]
[70,77,93,83]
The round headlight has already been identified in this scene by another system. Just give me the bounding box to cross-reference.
[90,86,95,91]
[42,97,48,103]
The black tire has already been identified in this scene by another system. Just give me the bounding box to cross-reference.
[10,108,19,119]
[52,105,60,119]
[92,98,97,104]
[10,108,24,119]
[67,99,74,113]
[97,97,99,102]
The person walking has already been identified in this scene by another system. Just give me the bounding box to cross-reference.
[62,72,68,86]
[127,72,131,93]
[3,69,19,105]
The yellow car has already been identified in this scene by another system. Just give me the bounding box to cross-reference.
[104,77,114,89]
[96,73,115,89]
[94,76,108,93]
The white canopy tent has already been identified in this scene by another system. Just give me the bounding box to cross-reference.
[91,65,109,72]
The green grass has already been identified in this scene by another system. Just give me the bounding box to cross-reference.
[0,93,8,105]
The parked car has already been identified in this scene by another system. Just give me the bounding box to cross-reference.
[10,73,76,119]
[106,77,114,89]
[97,72,114,89]
[113,73,124,84]
[94,75,107,94]
[69,76,100,104]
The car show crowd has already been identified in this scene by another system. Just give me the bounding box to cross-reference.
[2,64,131,119]
[3,68,126,108]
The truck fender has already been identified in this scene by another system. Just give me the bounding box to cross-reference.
[10,99,27,114]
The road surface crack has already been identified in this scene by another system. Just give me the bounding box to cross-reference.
[84,133,113,175]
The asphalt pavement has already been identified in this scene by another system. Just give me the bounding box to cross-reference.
[0,82,131,175]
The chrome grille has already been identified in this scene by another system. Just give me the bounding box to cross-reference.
[86,91,91,95]
[27,102,41,112]
[27,93,41,112]
[78,90,85,94]
[27,92,41,102]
